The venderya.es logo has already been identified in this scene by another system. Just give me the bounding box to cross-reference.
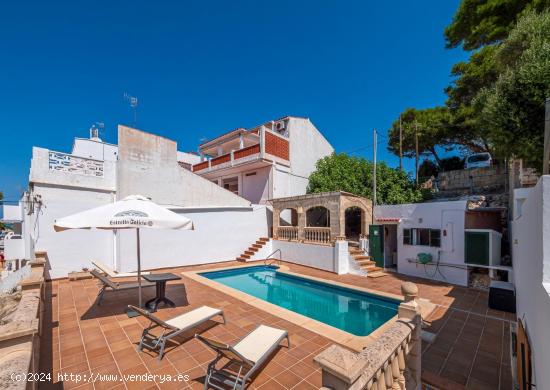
[110,210,153,226]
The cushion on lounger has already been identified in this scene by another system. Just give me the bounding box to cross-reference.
[165,306,222,330]
[233,325,287,363]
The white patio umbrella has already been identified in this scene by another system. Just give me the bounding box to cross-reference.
[54,195,194,309]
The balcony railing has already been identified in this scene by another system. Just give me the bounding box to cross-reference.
[48,151,104,177]
[192,128,289,173]
[277,226,299,241]
[304,227,331,244]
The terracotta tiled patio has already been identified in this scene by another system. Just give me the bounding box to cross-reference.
[39,261,515,390]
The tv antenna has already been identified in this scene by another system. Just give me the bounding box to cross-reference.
[123,93,138,126]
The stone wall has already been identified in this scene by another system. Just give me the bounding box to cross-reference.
[438,166,507,193]
[0,253,45,390]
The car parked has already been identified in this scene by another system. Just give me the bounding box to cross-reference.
[465,152,492,169]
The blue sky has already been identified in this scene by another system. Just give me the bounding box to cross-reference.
[0,0,467,201]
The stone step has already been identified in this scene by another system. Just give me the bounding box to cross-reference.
[349,249,364,255]
[353,255,371,261]
[258,237,269,242]
[363,265,383,272]
[244,250,256,256]
[247,247,259,252]
[251,244,263,249]
[240,254,251,259]
[236,256,247,262]
[356,259,375,266]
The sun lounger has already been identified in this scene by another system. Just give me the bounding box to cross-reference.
[90,269,154,305]
[92,260,150,278]
[129,304,226,360]
[196,324,290,390]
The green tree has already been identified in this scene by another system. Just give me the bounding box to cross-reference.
[476,10,550,168]
[444,0,545,50]
[387,107,454,165]
[439,156,465,171]
[307,153,427,204]
[418,159,439,180]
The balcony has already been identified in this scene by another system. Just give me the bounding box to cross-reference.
[192,128,289,174]
[29,147,116,191]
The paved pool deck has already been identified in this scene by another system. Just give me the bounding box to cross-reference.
[38,261,514,390]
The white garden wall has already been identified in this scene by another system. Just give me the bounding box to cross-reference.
[117,206,269,272]
[270,240,337,272]
[32,184,116,279]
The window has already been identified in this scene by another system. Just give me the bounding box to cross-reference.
[403,229,412,245]
[429,229,441,247]
[403,228,441,247]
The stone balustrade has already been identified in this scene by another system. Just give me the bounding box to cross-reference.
[277,226,299,241]
[304,227,332,244]
[314,282,423,390]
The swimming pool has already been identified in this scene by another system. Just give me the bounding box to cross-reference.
[199,265,399,336]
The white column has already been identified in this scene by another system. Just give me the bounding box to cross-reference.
[334,239,349,274]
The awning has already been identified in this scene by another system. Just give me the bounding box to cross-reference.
[375,217,401,222]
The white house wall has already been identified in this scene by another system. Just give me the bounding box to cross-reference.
[31,184,115,279]
[241,166,271,204]
[116,125,251,207]
[116,206,269,272]
[512,176,550,388]
[376,201,468,286]
[287,117,334,181]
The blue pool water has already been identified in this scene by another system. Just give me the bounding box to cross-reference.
[200,266,399,336]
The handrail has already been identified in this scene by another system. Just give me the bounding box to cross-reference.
[264,249,282,266]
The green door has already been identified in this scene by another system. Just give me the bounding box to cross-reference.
[465,231,489,265]
[369,225,384,268]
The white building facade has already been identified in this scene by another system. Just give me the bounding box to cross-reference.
[8,118,332,279]
[192,116,334,204]
[374,200,505,286]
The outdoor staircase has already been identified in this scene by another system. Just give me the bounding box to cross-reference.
[236,237,269,262]
[348,245,388,278]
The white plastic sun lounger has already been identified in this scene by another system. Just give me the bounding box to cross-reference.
[92,260,151,278]
[129,304,226,360]
[196,325,290,390]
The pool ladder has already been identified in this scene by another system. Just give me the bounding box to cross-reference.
[264,249,282,266]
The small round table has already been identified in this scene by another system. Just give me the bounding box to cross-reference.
[142,272,182,312]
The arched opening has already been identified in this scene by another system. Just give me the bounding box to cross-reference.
[306,206,330,227]
[345,206,363,241]
[279,208,298,226]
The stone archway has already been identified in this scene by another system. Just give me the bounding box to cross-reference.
[345,206,363,241]
[306,206,330,227]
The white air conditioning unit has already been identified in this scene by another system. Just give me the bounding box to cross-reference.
[274,120,287,134]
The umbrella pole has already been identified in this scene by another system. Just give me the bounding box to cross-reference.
[137,228,142,308]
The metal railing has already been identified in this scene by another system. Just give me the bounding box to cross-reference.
[264,249,282,266]
[304,227,331,244]
[277,226,298,241]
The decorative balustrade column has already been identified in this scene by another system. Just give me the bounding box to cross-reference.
[398,282,422,390]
